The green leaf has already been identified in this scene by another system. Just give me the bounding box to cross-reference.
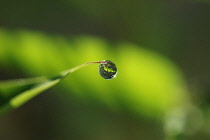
[0,75,61,114]
[0,28,189,118]
[0,60,112,114]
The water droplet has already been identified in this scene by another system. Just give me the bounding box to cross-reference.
[99,60,117,79]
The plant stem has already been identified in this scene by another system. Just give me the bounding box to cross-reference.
[0,60,109,112]
[60,61,108,78]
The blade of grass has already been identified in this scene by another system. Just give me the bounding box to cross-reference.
[0,61,107,114]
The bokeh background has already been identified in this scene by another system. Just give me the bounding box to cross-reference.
[0,0,210,140]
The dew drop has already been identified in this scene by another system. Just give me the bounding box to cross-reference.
[99,60,117,79]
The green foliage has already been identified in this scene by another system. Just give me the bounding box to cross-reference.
[0,28,189,118]
[0,77,60,114]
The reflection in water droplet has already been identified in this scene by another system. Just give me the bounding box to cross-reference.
[99,60,117,79]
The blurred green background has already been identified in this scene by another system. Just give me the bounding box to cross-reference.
[0,0,210,140]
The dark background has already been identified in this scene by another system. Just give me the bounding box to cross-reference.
[0,0,210,140]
